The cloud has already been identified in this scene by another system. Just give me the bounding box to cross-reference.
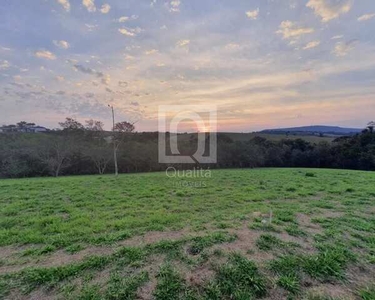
[118,16,129,22]
[0,46,12,51]
[144,49,158,55]
[57,0,70,12]
[169,0,181,12]
[82,0,96,12]
[118,28,142,37]
[246,8,259,20]
[306,0,352,23]
[118,15,138,22]
[176,39,190,47]
[53,40,70,49]
[331,35,343,40]
[358,13,375,22]
[276,21,314,39]
[35,50,56,60]
[73,64,103,77]
[224,43,241,52]
[332,40,356,57]
[100,4,111,14]
[303,40,320,50]
[0,60,10,70]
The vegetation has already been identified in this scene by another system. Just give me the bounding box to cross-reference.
[1,168,375,299]
[1,119,375,179]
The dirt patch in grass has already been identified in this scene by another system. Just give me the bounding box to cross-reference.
[320,210,345,219]
[307,283,355,300]
[6,288,56,300]
[119,228,191,248]
[0,229,191,274]
[296,213,322,234]
[0,245,114,274]
[346,264,375,291]
[211,224,274,262]
[262,286,289,300]
[186,265,215,287]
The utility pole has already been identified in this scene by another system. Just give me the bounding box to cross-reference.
[108,105,119,176]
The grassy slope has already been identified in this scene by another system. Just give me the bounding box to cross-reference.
[1,168,375,299]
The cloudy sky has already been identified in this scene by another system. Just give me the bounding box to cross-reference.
[0,0,375,131]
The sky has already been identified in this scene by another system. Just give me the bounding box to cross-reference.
[0,0,375,132]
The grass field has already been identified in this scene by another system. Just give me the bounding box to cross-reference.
[1,168,375,299]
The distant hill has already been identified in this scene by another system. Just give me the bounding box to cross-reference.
[261,125,362,136]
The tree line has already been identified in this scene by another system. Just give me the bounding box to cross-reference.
[1,119,375,178]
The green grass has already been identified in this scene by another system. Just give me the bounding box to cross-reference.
[206,254,267,299]
[256,234,298,251]
[1,168,375,299]
[154,265,186,300]
[359,286,375,300]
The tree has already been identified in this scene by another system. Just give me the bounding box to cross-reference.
[112,121,136,176]
[85,119,104,132]
[83,119,112,174]
[59,118,84,132]
[114,121,135,133]
[84,144,112,174]
[38,137,72,177]
[367,121,375,133]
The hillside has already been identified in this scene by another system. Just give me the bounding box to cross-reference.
[261,125,362,136]
[1,168,375,299]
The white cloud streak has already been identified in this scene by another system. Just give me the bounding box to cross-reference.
[306,0,352,23]
[176,39,190,47]
[83,0,96,12]
[303,40,320,50]
[100,4,111,14]
[246,8,259,20]
[35,50,56,60]
[57,0,70,12]
[53,40,70,49]
[358,13,375,22]
[276,21,314,39]
[333,40,356,57]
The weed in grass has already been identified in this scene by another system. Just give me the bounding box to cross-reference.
[277,274,300,295]
[359,286,375,300]
[76,284,102,300]
[114,247,146,267]
[153,264,185,300]
[206,254,267,298]
[256,234,298,251]
[66,244,85,254]
[256,234,282,251]
[269,245,354,282]
[19,255,111,291]
[0,279,9,299]
[285,224,307,237]
[268,255,302,277]
[106,271,149,300]
[22,245,56,257]
[274,210,297,224]
[306,247,355,280]
[188,232,236,255]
